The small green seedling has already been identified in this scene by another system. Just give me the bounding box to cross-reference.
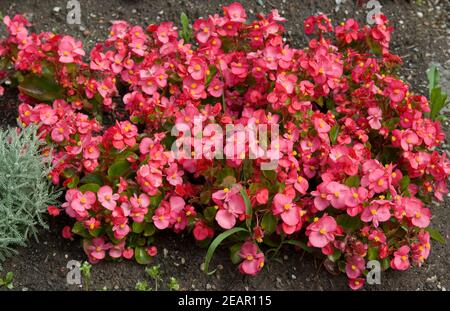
[0,272,14,289]
[145,264,162,290]
[167,277,180,291]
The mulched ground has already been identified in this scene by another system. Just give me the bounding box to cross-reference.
[0,0,449,291]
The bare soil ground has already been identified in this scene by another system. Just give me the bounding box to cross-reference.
[0,0,449,291]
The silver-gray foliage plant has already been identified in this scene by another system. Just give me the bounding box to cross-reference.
[0,124,60,267]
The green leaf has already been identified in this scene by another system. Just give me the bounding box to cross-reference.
[135,246,152,265]
[143,223,156,237]
[239,188,252,230]
[427,65,449,120]
[262,236,279,248]
[262,170,277,182]
[344,176,360,187]
[180,12,192,43]
[72,222,89,238]
[79,183,101,193]
[67,176,79,189]
[430,87,448,120]
[18,74,64,102]
[219,176,236,188]
[132,222,146,234]
[149,191,163,208]
[426,227,445,244]
[261,213,277,234]
[205,65,218,87]
[327,249,341,262]
[215,167,235,186]
[107,159,130,178]
[427,65,439,96]
[203,206,218,223]
[336,214,363,231]
[203,227,248,275]
[80,173,104,185]
[5,272,13,283]
[329,125,339,145]
[283,239,312,253]
[367,246,379,260]
[89,227,103,237]
[399,175,410,192]
[229,243,242,264]
[381,258,390,270]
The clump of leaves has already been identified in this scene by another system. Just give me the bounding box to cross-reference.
[180,12,193,43]
[135,265,180,291]
[80,261,92,290]
[167,277,180,291]
[145,264,162,291]
[135,280,151,291]
[427,64,449,120]
[0,271,13,289]
[0,124,60,268]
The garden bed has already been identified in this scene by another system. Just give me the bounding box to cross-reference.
[0,0,449,291]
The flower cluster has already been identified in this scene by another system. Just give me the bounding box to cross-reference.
[1,3,448,289]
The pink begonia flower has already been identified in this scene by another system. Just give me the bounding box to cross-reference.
[109,241,125,259]
[129,38,147,56]
[311,183,330,211]
[112,216,130,239]
[348,278,365,290]
[193,220,214,241]
[390,245,410,271]
[238,242,264,276]
[97,186,120,210]
[38,106,58,126]
[367,106,382,130]
[212,185,241,204]
[71,191,96,215]
[85,217,100,231]
[147,246,158,257]
[361,201,391,227]
[215,192,246,229]
[129,193,150,222]
[130,193,150,209]
[306,215,338,248]
[345,255,365,279]
[183,77,206,100]
[58,35,85,63]
[137,164,163,195]
[62,226,73,239]
[84,237,112,263]
[207,78,224,98]
[385,79,407,103]
[83,143,100,160]
[152,205,171,230]
[361,167,389,194]
[411,231,431,265]
[188,57,207,80]
[193,18,214,43]
[272,193,300,227]
[47,205,60,217]
[326,182,350,209]
[345,187,368,208]
[122,248,134,259]
[368,230,386,244]
[51,122,70,142]
[400,130,420,151]
[294,175,309,195]
[224,2,247,23]
[255,188,269,205]
[404,198,431,228]
[165,163,184,186]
